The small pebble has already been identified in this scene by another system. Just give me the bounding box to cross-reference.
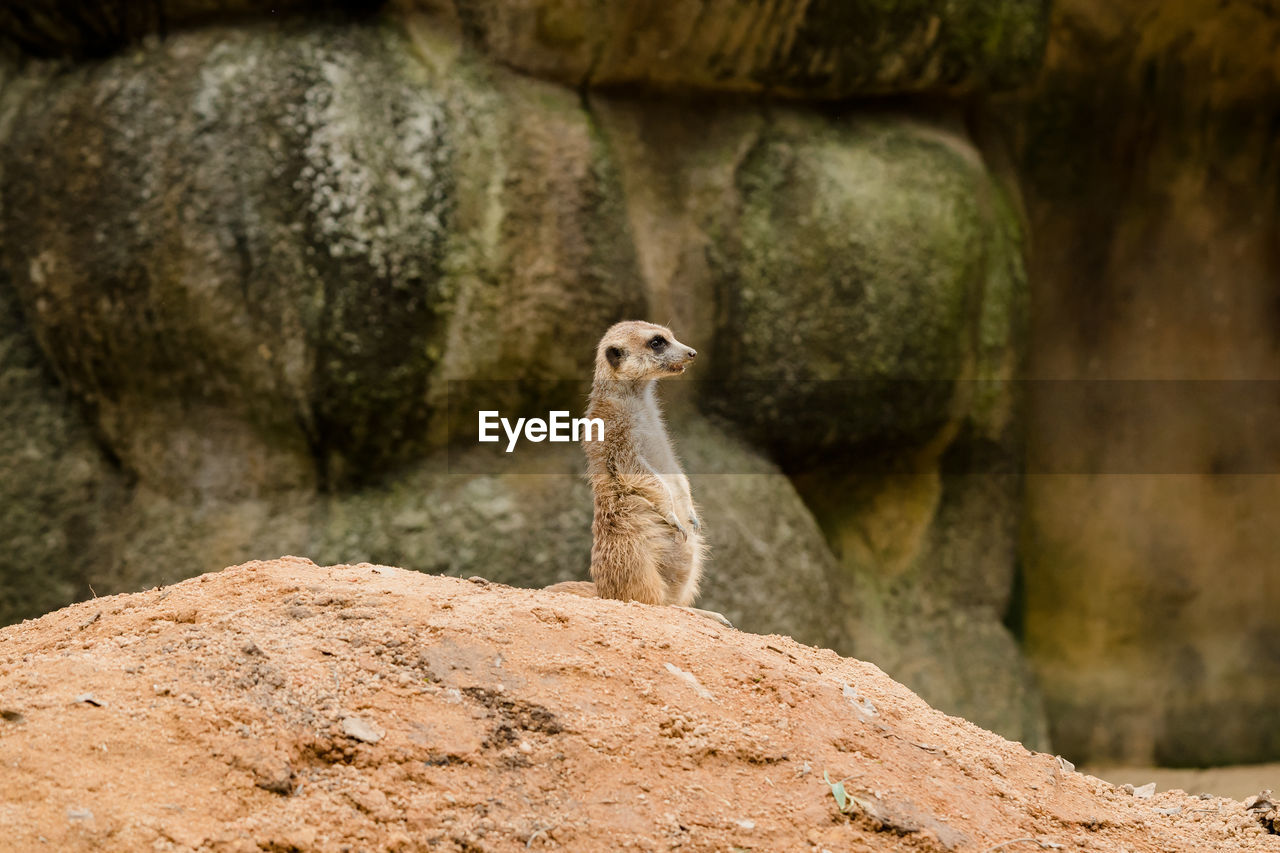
[841,684,878,718]
[664,663,712,700]
[341,715,383,744]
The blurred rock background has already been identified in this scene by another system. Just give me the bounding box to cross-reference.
[0,0,1276,768]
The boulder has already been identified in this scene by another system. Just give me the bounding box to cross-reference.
[2,24,443,494]
[0,1,379,57]
[0,281,126,626]
[0,61,121,625]
[702,114,1014,470]
[424,0,1049,98]
[590,100,1028,471]
[0,22,640,494]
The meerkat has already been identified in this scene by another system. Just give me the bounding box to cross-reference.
[548,321,729,626]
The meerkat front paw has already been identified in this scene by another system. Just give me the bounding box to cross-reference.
[688,513,701,532]
[664,512,690,540]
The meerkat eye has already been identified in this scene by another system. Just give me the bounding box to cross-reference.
[649,336,668,352]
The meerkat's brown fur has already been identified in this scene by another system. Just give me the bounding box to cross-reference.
[548,321,712,612]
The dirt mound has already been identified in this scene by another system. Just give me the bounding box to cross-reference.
[0,557,1275,852]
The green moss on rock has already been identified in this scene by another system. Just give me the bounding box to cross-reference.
[705,115,995,470]
[1,21,645,493]
[1,23,453,492]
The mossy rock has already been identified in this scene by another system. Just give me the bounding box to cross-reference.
[442,0,1049,98]
[0,21,641,494]
[0,281,126,625]
[1,23,448,492]
[704,115,1015,471]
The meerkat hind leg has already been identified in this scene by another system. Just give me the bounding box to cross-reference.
[545,582,732,627]
[543,581,598,598]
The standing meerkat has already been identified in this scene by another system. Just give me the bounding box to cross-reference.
[549,321,727,625]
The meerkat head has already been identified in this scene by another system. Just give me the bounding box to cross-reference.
[595,321,697,383]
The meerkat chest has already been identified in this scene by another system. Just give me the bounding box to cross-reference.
[630,407,689,498]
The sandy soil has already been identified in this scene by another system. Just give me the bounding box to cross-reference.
[0,556,1276,852]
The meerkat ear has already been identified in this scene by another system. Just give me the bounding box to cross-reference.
[605,346,624,369]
